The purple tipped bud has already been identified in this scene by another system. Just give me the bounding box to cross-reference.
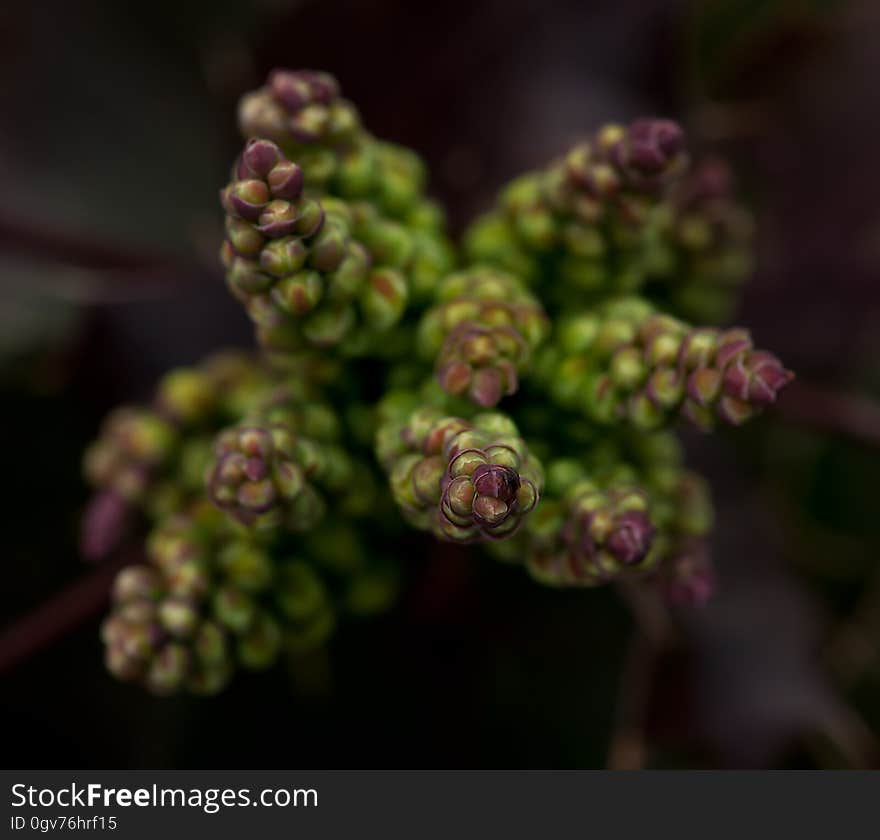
[240,138,282,179]
[236,427,273,459]
[713,329,752,369]
[227,180,270,221]
[300,70,340,104]
[686,367,722,407]
[259,236,308,277]
[113,565,162,604]
[267,160,304,200]
[554,486,657,585]
[269,69,313,112]
[645,367,682,409]
[437,360,472,396]
[445,475,477,517]
[237,478,277,513]
[625,118,685,173]
[715,395,756,426]
[238,90,288,141]
[293,199,325,238]
[435,322,527,408]
[381,410,543,544]
[722,350,793,407]
[257,199,300,238]
[606,510,656,566]
[472,463,520,505]
[472,494,510,525]
[208,420,336,529]
[288,105,330,143]
[470,367,505,408]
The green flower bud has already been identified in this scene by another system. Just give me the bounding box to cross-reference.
[538,297,792,429]
[156,369,216,426]
[360,268,408,330]
[213,585,257,634]
[238,613,283,670]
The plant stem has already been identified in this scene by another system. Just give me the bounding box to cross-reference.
[776,380,880,449]
[0,214,167,271]
[0,557,128,674]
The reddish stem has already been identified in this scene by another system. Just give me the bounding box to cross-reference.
[0,214,166,271]
[776,380,880,448]
[0,557,128,674]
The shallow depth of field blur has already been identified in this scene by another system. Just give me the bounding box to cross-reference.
[3,0,880,768]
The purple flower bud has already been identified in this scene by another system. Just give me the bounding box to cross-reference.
[207,420,338,530]
[437,359,472,396]
[267,160,305,200]
[555,486,657,584]
[256,199,300,238]
[472,463,521,505]
[226,180,270,221]
[113,565,162,604]
[271,271,323,316]
[269,69,313,112]
[239,138,282,179]
[606,510,656,566]
[300,70,340,104]
[434,322,527,408]
[686,367,722,407]
[470,367,505,408]
[722,350,793,407]
[472,494,510,526]
[645,367,682,409]
[238,90,288,141]
[713,329,752,369]
[288,105,330,143]
[625,119,685,174]
[715,395,755,426]
[444,475,477,518]
[383,410,542,544]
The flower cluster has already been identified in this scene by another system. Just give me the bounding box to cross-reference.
[376,407,543,542]
[83,68,793,696]
[535,297,792,430]
[417,267,549,407]
[464,120,752,322]
[102,504,390,696]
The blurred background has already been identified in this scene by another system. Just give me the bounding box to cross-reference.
[3,0,880,768]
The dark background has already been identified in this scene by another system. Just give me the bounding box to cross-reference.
[3,0,880,768]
